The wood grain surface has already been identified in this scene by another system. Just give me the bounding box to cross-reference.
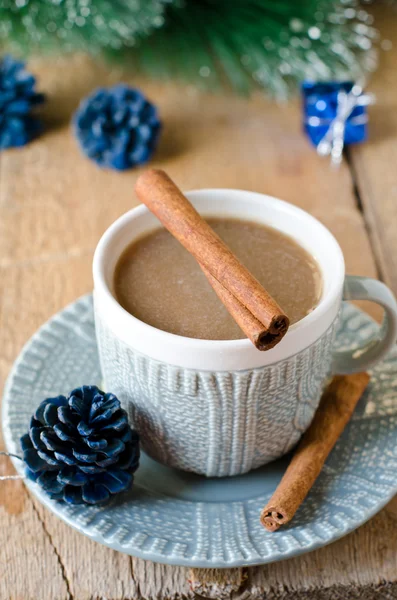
[1,5,397,599]
[348,8,397,296]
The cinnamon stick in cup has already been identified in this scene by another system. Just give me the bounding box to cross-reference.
[200,264,269,349]
[260,372,370,531]
[135,169,289,350]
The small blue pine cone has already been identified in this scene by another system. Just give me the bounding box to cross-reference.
[20,386,140,505]
[73,84,161,170]
[0,55,46,150]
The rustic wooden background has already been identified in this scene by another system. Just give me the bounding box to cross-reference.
[1,5,397,599]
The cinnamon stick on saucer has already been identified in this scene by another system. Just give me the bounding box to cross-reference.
[260,372,370,532]
[135,169,289,350]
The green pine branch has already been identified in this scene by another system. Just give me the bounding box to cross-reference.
[0,0,378,97]
[131,0,378,96]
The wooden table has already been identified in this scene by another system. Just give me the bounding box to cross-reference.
[1,6,397,599]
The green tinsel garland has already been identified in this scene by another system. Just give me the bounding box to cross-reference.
[0,0,378,97]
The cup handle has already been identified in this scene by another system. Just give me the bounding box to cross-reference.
[332,275,397,374]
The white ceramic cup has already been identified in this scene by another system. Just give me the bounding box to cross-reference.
[93,189,397,477]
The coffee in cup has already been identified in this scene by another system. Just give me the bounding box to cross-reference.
[114,217,322,340]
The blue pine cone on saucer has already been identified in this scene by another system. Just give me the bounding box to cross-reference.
[20,386,140,505]
[0,55,45,150]
[73,84,161,170]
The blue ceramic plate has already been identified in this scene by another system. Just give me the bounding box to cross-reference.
[3,296,397,568]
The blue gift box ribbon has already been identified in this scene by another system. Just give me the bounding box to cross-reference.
[302,81,374,165]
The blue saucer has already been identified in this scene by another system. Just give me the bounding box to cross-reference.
[3,295,397,567]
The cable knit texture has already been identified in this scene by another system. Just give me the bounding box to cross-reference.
[96,311,340,477]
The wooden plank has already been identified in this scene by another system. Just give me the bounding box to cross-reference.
[349,4,397,297]
[0,455,71,599]
[0,52,390,600]
[32,499,138,600]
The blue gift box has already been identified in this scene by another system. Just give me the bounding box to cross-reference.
[302,81,368,148]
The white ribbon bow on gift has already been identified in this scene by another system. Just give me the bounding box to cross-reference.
[306,83,375,167]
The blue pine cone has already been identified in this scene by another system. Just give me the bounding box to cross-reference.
[73,84,161,170]
[20,386,140,505]
[0,55,45,150]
